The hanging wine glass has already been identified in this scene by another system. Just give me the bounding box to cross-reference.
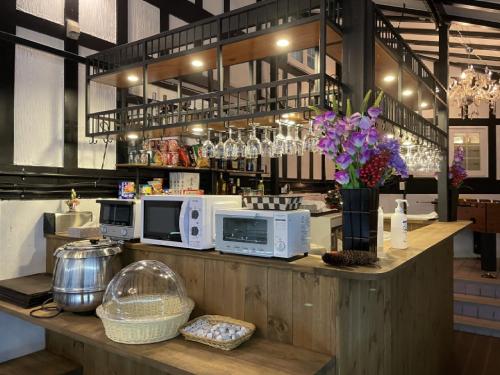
[295,126,304,156]
[261,127,273,158]
[224,127,238,160]
[284,124,297,155]
[273,123,285,157]
[201,128,215,158]
[303,120,318,152]
[235,128,246,159]
[245,123,262,159]
[214,132,225,159]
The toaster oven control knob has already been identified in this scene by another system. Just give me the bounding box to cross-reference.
[276,240,285,251]
[191,227,199,236]
[101,227,107,233]
[120,228,127,236]
[191,210,199,219]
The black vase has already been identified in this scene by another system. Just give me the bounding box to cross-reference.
[448,188,459,221]
[341,188,379,253]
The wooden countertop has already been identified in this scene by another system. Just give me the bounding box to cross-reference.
[47,220,470,281]
[0,300,333,375]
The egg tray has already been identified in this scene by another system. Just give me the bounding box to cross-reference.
[179,315,255,351]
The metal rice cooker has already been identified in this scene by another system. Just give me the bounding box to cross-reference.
[52,239,121,312]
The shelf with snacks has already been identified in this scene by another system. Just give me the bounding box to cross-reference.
[115,164,270,178]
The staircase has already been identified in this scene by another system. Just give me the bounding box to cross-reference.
[454,259,500,337]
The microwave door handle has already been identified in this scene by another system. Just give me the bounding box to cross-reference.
[179,201,188,243]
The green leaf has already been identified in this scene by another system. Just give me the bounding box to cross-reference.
[346,99,352,117]
[360,90,372,114]
[374,90,384,107]
[308,105,324,115]
[331,96,339,113]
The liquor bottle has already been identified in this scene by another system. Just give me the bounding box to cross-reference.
[235,178,241,195]
[217,173,224,195]
[257,180,265,196]
[227,178,234,195]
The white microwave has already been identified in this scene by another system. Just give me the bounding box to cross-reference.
[215,209,310,258]
[97,199,141,240]
[141,195,242,250]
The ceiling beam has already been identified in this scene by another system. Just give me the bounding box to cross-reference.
[447,14,500,30]
[406,39,500,53]
[423,0,448,27]
[398,27,500,39]
[417,50,500,62]
[443,0,500,12]
[377,4,431,18]
[386,15,431,23]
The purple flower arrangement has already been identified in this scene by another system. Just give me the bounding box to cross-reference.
[449,146,467,188]
[314,91,408,188]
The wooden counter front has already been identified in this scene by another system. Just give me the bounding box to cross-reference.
[44,221,470,375]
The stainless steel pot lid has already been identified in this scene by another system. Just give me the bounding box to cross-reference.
[54,239,122,259]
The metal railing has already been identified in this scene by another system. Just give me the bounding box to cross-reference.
[374,8,447,105]
[87,74,343,137]
[379,92,447,149]
[87,0,343,77]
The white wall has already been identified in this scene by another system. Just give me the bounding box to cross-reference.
[79,0,117,43]
[0,199,101,362]
[128,0,160,42]
[14,27,64,167]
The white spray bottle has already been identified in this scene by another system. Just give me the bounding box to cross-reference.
[377,207,385,255]
[391,199,408,249]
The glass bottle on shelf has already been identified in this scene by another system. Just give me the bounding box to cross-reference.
[217,173,224,195]
[236,178,241,195]
[227,178,234,195]
[257,180,265,196]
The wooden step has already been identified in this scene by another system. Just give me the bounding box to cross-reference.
[455,293,500,307]
[454,293,500,321]
[0,350,82,375]
[454,279,500,298]
[454,315,500,338]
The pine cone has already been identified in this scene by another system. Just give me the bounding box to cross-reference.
[322,251,377,267]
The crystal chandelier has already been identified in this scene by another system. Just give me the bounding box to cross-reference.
[449,64,500,118]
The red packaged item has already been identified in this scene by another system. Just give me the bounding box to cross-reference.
[178,147,190,167]
[167,152,178,166]
[167,139,179,152]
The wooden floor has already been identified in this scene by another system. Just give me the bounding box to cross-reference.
[454,258,500,282]
[453,331,500,375]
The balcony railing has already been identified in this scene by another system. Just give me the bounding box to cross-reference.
[379,92,447,149]
[87,74,342,137]
[374,8,447,106]
[87,0,343,78]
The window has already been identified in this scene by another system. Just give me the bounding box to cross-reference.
[306,48,315,69]
[291,51,303,63]
[449,126,489,177]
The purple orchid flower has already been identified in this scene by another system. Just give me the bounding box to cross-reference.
[334,170,350,185]
[336,153,352,170]
[367,106,382,119]
[359,149,372,164]
[366,127,379,145]
[343,140,356,156]
[351,132,366,148]
[358,116,372,131]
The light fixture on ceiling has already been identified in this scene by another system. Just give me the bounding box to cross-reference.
[192,125,204,134]
[127,133,139,140]
[402,89,413,97]
[127,75,139,83]
[276,39,290,47]
[191,59,203,67]
[383,75,396,83]
[420,101,428,108]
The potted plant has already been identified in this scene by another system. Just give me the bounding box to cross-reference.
[448,146,467,221]
[314,91,408,253]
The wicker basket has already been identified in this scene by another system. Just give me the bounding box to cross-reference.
[179,315,255,351]
[96,295,194,344]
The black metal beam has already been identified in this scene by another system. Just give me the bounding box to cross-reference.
[116,0,129,164]
[443,0,500,12]
[424,0,448,27]
[64,0,79,169]
[416,50,500,62]
[406,38,500,53]
[143,0,214,23]
[447,14,500,30]
[378,4,431,18]
[0,1,15,165]
[398,27,500,39]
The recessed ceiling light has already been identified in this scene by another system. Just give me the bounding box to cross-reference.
[191,59,203,67]
[127,75,139,82]
[276,39,290,47]
[192,126,204,133]
[383,75,396,83]
[127,133,138,140]
[402,89,413,97]
[420,101,428,108]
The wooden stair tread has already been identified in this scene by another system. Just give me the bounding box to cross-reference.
[454,293,500,307]
[454,276,500,286]
[454,315,500,331]
[0,350,82,375]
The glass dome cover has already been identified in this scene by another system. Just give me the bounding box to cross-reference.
[100,260,193,321]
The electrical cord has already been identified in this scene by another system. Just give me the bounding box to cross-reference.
[29,298,62,319]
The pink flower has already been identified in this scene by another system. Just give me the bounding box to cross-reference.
[336,153,352,169]
[334,170,350,185]
[351,132,366,148]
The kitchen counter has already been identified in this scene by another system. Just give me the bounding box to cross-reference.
[0,299,333,375]
[44,220,470,375]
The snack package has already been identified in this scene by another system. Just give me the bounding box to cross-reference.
[187,146,197,167]
[167,139,179,152]
[178,146,190,167]
[119,181,136,199]
[140,184,153,195]
[192,144,209,168]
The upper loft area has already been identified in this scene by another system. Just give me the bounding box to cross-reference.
[84,0,448,150]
